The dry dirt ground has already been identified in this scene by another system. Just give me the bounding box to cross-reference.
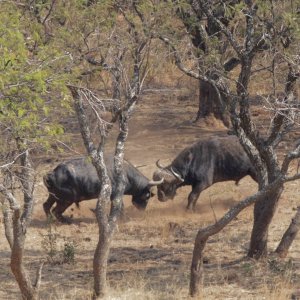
[1,88,300,299]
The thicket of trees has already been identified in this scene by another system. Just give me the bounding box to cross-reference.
[0,1,299,299]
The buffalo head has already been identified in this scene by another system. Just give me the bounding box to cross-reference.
[131,178,164,210]
[153,160,184,202]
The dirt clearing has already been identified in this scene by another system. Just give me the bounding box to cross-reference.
[1,89,299,299]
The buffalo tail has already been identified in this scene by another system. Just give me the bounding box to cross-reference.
[43,172,54,189]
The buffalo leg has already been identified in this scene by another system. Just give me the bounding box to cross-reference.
[52,201,73,224]
[187,183,208,210]
[43,194,56,218]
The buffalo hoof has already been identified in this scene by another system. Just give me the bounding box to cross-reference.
[43,203,52,217]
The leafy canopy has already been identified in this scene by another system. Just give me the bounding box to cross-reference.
[0,2,70,151]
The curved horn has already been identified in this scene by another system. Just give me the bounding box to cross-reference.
[156,159,166,169]
[171,167,184,182]
[148,178,164,186]
[134,164,147,169]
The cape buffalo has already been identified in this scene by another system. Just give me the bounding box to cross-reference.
[153,136,257,210]
[43,156,162,223]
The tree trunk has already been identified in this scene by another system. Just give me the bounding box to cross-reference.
[189,184,277,297]
[196,80,212,119]
[1,149,41,300]
[3,207,13,248]
[93,231,110,299]
[10,214,38,300]
[195,79,230,127]
[10,255,38,300]
[190,234,207,297]
[275,206,300,258]
[248,187,283,259]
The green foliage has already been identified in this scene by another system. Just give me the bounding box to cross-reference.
[63,241,77,264]
[41,219,77,265]
[41,218,60,263]
[241,262,254,275]
[268,258,293,276]
[0,2,71,153]
[51,0,116,57]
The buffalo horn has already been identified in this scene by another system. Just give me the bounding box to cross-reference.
[134,164,147,169]
[156,159,165,169]
[148,178,164,186]
[171,167,184,182]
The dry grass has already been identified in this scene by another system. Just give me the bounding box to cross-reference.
[2,184,299,299]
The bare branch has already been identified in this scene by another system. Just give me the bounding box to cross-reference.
[281,144,300,175]
[275,206,300,258]
[243,1,258,54]
[54,140,83,155]
[190,177,284,296]
[0,183,20,212]
[284,173,300,182]
[68,85,97,155]
[17,149,35,228]
[158,35,228,108]
[33,261,44,289]
[0,150,28,169]
[198,0,242,58]
[266,64,300,146]
[2,203,14,249]
[158,36,200,79]
[229,106,268,186]
[41,0,57,26]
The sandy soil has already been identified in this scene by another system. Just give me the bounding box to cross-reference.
[0,88,299,299]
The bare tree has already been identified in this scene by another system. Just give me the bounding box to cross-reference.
[175,0,241,126]
[276,206,300,258]
[0,2,68,298]
[0,144,44,300]
[157,0,300,297]
[67,3,153,298]
[188,0,300,295]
